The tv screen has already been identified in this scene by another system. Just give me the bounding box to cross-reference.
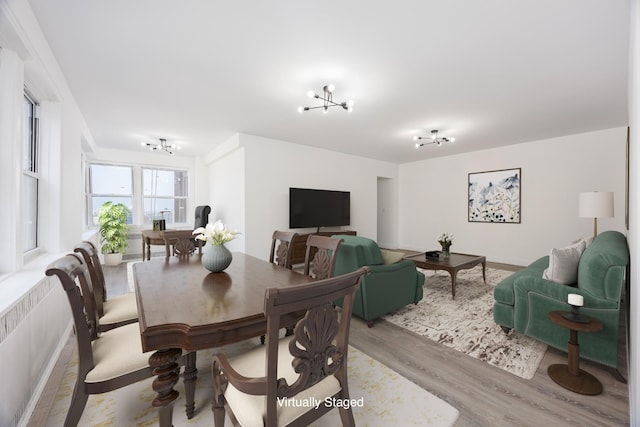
[289,188,350,229]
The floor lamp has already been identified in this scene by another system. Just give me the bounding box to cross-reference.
[579,191,614,239]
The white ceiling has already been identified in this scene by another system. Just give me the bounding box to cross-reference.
[27,0,630,164]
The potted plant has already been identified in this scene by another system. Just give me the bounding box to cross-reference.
[98,201,130,265]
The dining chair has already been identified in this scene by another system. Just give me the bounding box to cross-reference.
[163,229,203,259]
[46,254,197,427]
[268,230,298,269]
[212,266,369,427]
[303,235,344,280]
[73,241,138,332]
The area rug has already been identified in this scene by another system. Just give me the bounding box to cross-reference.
[383,267,547,379]
[46,340,459,426]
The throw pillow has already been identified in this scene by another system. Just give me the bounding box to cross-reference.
[542,240,587,285]
[380,249,405,265]
[572,236,594,248]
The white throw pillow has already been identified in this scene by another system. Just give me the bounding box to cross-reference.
[572,235,594,248]
[542,240,587,285]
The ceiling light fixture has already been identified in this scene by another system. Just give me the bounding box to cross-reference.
[297,84,354,114]
[140,138,181,155]
[413,129,455,148]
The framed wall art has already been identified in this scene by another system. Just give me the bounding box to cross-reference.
[468,168,521,223]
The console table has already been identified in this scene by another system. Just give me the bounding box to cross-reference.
[289,230,356,265]
[141,229,170,261]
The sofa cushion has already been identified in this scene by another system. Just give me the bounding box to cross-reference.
[332,235,384,265]
[379,249,404,265]
[542,240,586,285]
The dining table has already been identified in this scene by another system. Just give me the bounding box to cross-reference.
[132,252,315,427]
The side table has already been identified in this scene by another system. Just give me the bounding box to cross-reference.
[547,310,603,395]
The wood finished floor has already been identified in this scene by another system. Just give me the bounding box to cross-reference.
[30,259,630,427]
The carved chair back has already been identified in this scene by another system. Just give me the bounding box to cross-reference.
[74,241,107,315]
[46,255,101,371]
[163,230,203,259]
[303,235,343,279]
[46,254,161,427]
[212,266,368,427]
[268,230,298,269]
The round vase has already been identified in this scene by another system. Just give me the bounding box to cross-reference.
[202,244,233,272]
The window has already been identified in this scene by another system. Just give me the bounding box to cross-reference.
[85,163,189,226]
[23,92,39,252]
[143,168,188,224]
[87,164,133,226]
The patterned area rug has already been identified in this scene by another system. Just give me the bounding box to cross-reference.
[46,341,459,426]
[383,267,547,379]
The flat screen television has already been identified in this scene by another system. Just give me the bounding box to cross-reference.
[289,187,350,229]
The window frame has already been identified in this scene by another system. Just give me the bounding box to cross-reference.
[86,162,190,227]
[142,166,189,225]
[22,91,40,254]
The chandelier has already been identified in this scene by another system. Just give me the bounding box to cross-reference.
[413,130,455,148]
[140,138,181,155]
[298,84,354,114]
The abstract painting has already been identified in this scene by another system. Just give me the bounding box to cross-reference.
[468,168,521,223]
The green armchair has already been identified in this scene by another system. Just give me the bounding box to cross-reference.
[332,235,425,327]
[493,230,629,374]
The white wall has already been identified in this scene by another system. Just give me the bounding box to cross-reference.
[204,133,398,261]
[206,134,246,253]
[627,0,639,423]
[0,1,93,425]
[399,127,627,266]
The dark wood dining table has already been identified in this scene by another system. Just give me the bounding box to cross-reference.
[132,252,315,427]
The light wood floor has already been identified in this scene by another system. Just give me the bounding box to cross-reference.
[30,260,630,426]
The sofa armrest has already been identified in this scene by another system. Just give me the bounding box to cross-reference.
[514,276,618,310]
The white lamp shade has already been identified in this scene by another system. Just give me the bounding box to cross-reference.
[578,191,614,218]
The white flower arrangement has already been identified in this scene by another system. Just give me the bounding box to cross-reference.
[438,232,454,246]
[193,220,240,245]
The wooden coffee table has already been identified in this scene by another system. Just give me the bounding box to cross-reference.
[404,252,486,299]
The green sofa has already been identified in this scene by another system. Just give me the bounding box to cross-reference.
[332,235,425,327]
[493,230,629,371]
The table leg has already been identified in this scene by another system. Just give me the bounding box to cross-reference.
[142,238,146,262]
[547,328,602,395]
[481,260,486,285]
[146,240,151,261]
[149,348,182,427]
[567,329,579,375]
[450,271,457,299]
[183,351,198,419]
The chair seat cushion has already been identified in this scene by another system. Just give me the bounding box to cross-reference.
[223,336,342,427]
[86,323,151,383]
[101,293,138,325]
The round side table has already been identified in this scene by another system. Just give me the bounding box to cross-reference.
[547,310,603,395]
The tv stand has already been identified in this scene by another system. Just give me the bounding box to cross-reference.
[290,230,356,265]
